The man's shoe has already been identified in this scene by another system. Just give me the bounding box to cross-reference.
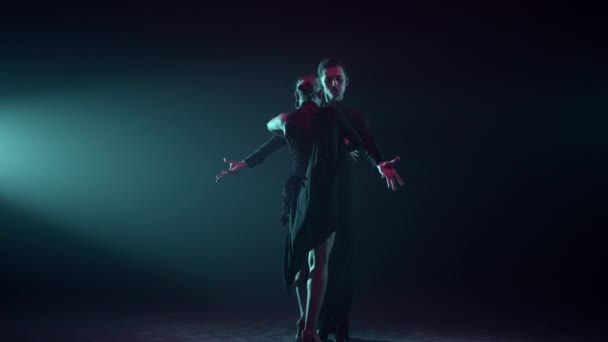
[316,316,335,341]
[334,317,350,342]
[316,324,331,341]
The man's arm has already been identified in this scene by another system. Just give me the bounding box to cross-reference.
[345,109,404,191]
[347,110,384,167]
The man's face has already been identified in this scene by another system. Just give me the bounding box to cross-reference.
[320,66,348,102]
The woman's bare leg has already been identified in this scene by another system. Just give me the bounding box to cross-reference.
[294,270,307,340]
[304,232,335,333]
[294,271,306,319]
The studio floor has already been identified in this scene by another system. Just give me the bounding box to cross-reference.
[4,308,600,342]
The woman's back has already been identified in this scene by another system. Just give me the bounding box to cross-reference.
[285,102,319,177]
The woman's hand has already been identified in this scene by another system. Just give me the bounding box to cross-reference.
[216,158,248,182]
[376,157,404,191]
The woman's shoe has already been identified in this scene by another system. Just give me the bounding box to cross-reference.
[301,329,322,342]
[295,317,305,342]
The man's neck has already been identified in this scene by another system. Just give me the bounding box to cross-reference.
[324,94,344,106]
[324,99,344,107]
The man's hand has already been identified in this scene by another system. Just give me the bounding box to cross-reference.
[376,157,404,191]
[216,158,248,182]
[349,150,360,161]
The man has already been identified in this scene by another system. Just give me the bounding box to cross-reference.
[314,59,402,342]
[216,59,402,342]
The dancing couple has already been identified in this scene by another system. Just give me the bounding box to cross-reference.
[216,59,403,342]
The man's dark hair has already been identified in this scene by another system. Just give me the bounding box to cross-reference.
[317,58,348,77]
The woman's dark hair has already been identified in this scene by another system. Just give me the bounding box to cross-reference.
[295,74,318,97]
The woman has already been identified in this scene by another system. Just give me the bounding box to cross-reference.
[267,74,394,342]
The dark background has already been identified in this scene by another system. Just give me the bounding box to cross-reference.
[1,1,606,335]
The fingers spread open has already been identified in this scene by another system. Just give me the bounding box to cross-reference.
[217,170,230,178]
[396,174,405,186]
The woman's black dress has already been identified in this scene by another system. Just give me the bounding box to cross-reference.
[281,101,365,292]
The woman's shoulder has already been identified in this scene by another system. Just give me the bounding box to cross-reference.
[267,112,291,136]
